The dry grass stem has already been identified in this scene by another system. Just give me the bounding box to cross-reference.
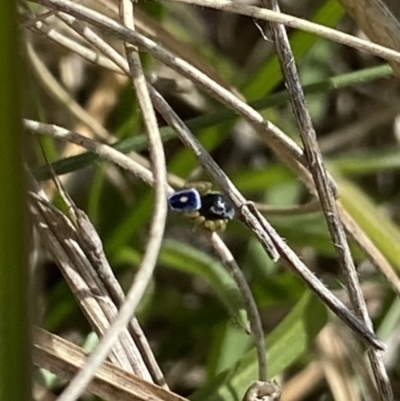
[26,9,271,382]
[25,119,156,185]
[210,233,267,381]
[263,1,392,399]
[280,361,324,401]
[147,84,383,349]
[169,0,400,66]
[33,327,187,401]
[317,325,361,401]
[21,1,400,399]
[53,0,169,397]
[28,183,147,375]
[26,41,111,140]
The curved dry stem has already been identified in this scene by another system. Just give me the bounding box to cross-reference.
[256,198,321,215]
[26,117,269,383]
[26,17,170,392]
[146,88,383,350]
[210,233,267,381]
[27,0,391,367]
[26,41,111,140]
[25,119,156,185]
[31,0,308,169]
[35,8,270,382]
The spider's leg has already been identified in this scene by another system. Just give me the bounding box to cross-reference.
[206,220,226,232]
[184,181,213,195]
[192,215,206,231]
[215,220,227,232]
[203,220,215,231]
[184,211,200,219]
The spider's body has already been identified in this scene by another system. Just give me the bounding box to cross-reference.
[167,188,201,213]
[198,193,235,221]
[167,185,235,231]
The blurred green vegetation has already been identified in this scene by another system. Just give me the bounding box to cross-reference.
[23,0,400,399]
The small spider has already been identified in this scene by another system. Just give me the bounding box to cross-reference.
[168,182,235,231]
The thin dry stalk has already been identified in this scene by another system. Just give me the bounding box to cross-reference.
[28,184,144,374]
[209,233,268,381]
[33,327,187,401]
[25,41,111,140]
[145,89,382,349]
[119,0,169,388]
[263,1,392,399]
[53,1,169,397]
[280,361,324,401]
[23,0,383,344]
[26,10,271,383]
[169,0,400,66]
[317,325,361,401]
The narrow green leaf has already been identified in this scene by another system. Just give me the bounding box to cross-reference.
[333,170,400,271]
[114,240,250,330]
[207,322,252,378]
[332,146,400,175]
[33,65,392,181]
[106,189,153,255]
[160,240,250,331]
[0,3,31,400]
[87,165,106,226]
[243,0,344,98]
[191,292,328,401]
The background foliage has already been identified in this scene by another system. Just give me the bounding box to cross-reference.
[7,0,400,400]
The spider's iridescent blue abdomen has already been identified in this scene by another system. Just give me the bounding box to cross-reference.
[167,188,201,213]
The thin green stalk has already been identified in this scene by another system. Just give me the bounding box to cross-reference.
[32,64,392,181]
[0,3,31,401]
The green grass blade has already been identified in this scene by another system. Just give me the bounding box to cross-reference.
[243,0,344,98]
[207,322,252,378]
[33,65,392,181]
[116,240,250,331]
[332,146,400,175]
[0,3,31,401]
[191,291,328,401]
[160,240,250,330]
[333,169,400,271]
[115,240,249,330]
